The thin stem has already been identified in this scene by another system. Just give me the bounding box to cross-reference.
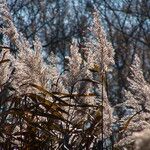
[101,71,104,149]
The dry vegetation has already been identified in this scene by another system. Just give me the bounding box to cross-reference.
[0,1,149,150]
